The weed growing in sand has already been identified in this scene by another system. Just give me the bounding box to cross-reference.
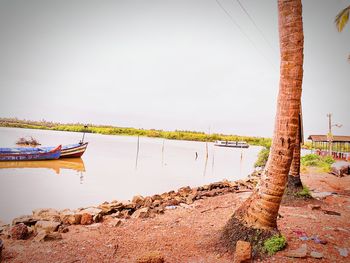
[296,185,311,198]
[263,235,287,255]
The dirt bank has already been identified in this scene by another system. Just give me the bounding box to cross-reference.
[1,168,350,262]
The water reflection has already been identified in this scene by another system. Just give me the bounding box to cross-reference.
[0,158,85,174]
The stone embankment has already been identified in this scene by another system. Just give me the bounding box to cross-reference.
[0,178,256,243]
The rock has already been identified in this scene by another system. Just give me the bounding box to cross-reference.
[120,200,135,210]
[80,213,94,225]
[132,195,145,208]
[286,244,307,258]
[58,225,69,233]
[152,200,162,207]
[108,219,122,227]
[163,199,179,207]
[151,195,162,202]
[78,207,103,223]
[186,194,196,204]
[331,161,350,177]
[110,211,121,218]
[310,251,323,259]
[308,204,321,210]
[60,211,82,225]
[153,206,165,214]
[132,207,150,219]
[177,186,191,197]
[233,240,251,263]
[98,202,124,215]
[143,197,153,208]
[310,192,333,200]
[34,221,61,233]
[32,208,61,222]
[119,210,131,219]
[33,230,62,242]
[11,223,28,240]
[12,215,37,226]
[136,251,165,263]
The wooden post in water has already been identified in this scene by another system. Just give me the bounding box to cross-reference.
[135,135,140,169]
[161,139,165,166]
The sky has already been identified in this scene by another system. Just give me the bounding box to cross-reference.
[0,0,349,138]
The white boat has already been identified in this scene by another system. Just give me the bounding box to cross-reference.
[214,140,249,148]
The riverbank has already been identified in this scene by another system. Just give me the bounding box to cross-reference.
[0,118,271,147]
[1,168,350,262]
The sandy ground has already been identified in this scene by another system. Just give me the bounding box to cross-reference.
[1,168,350,262]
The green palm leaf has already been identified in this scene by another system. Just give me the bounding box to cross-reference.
[335,6,350,32]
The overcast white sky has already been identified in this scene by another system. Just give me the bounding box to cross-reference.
[0,0,349,138]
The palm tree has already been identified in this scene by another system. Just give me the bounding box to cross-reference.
[335,5,350,61]
[335,5,350,32]
[223,0,304,252]
[286,112,303,193]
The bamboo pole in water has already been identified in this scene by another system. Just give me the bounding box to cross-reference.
[161,139,165,166]
[135,135,140,169]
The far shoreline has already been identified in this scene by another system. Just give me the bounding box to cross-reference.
[0,117,272,148]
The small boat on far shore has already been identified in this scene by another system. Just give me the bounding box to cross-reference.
[0,145,61,161]
[214,140,249,148]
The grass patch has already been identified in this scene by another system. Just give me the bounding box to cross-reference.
[301,154,335,173]
[263,235,287,255]
[296,185,311,198]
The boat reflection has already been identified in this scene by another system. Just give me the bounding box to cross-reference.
[0,158,86,174]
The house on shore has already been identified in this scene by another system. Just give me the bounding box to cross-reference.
[308,135,350,161]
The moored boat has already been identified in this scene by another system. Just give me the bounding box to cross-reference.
[0,145,61,161]
[8,142,89,159]
[60,142,88,158]
[214,140,249,148]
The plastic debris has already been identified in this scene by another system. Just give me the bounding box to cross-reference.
[336,247,348,257]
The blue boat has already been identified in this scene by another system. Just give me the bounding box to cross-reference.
[13,142,88,158]
[0,145,61,161]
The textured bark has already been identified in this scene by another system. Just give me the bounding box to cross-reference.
[228,0,304,231]
[287,113,303,191]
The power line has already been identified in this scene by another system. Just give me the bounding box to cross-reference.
[234,0,277,54]
[214,0,277,70]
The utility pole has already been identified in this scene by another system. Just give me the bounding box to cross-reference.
[326,113,342,156]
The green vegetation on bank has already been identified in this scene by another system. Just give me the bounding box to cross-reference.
[263,235,287,255]
[0,118,272,147]
[301,154,335,173]
[254,147,270,167]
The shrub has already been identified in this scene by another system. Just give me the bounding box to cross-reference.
[297,185,311,198]
[263,235,287,255]
[254,147,270,168]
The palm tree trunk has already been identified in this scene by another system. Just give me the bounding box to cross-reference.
[223,0,304,247]
[287,113,303,191]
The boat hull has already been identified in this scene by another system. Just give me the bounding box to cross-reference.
[60,143,88,158]
[214,141,249,148]
[0,145,61,161]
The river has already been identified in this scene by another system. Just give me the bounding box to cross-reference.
[0,127,261,223]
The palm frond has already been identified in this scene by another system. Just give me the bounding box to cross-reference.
[335,6,350,32]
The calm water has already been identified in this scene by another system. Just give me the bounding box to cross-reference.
[0,127,261,223]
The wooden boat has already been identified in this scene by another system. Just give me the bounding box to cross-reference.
[60,142,88,158]
[214,140,249,148]
[0,145,61,161]
[0,158,85,174]
[13,142,88,158]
